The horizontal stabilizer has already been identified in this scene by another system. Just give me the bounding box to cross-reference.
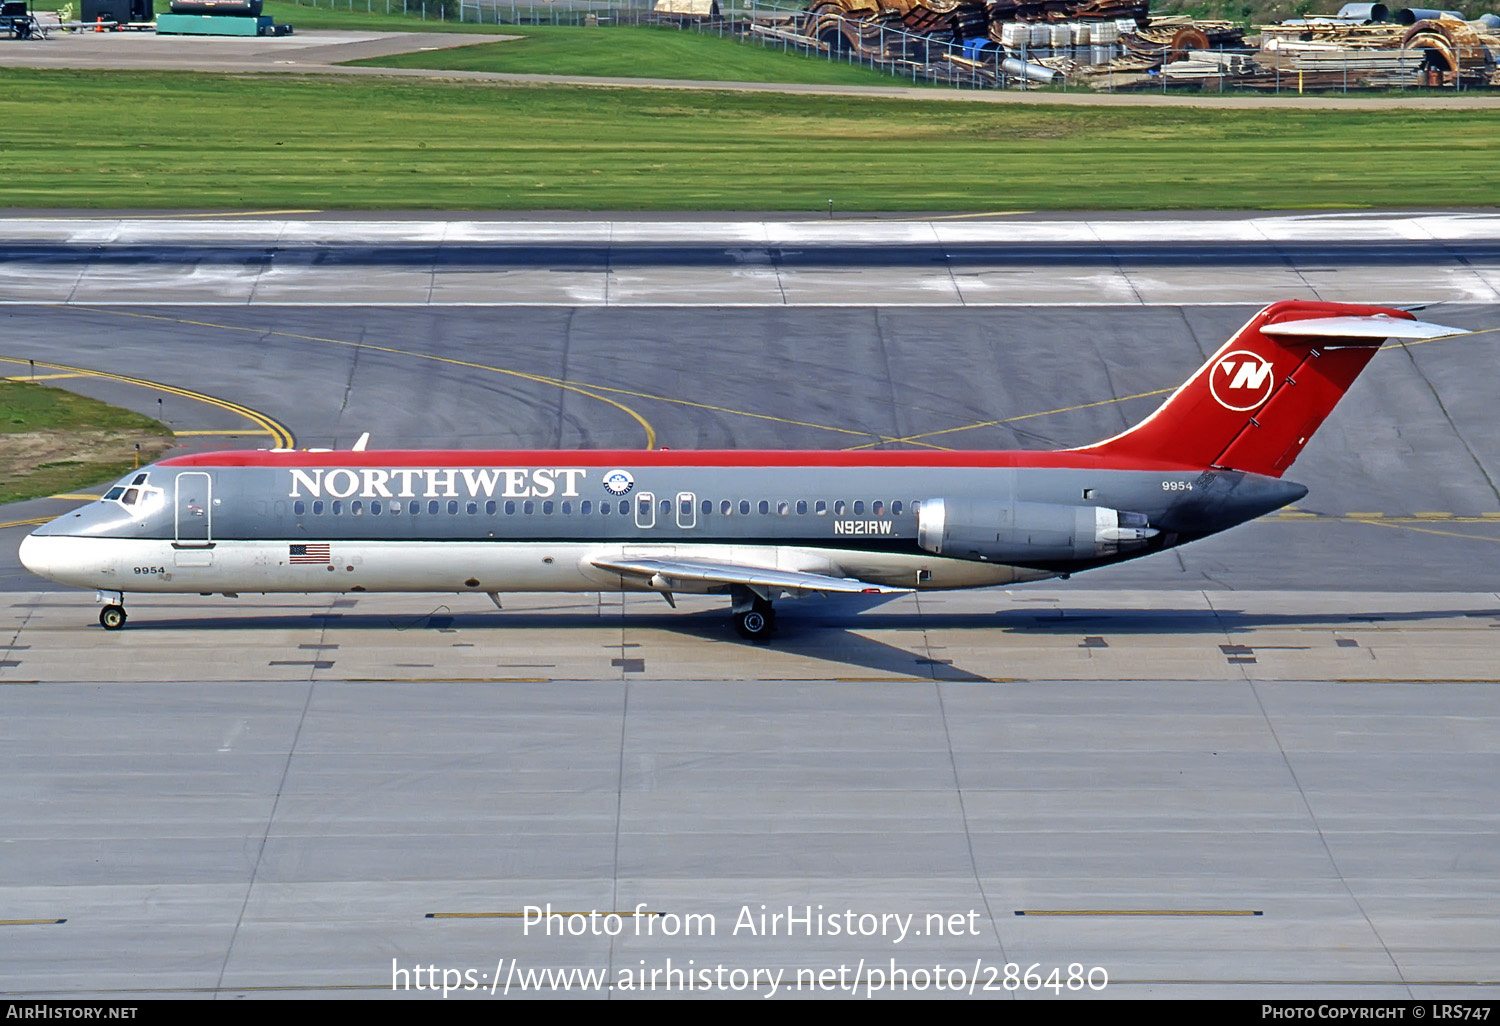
[592,556,911,595]
[1262,316,1462,340]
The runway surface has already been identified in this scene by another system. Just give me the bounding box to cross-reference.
[4,213,1500,307]
[1,215,1497,998]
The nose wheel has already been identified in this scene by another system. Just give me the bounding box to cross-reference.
[99,605,127,631]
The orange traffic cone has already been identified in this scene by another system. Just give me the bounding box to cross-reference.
[94,14,103,30]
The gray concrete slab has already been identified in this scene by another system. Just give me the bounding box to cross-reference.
[5,588,1498,684]
[2,649,1497,998]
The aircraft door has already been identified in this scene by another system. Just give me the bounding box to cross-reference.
[676,492,696,529]
[634,491,656,529]
[174,472,213,546]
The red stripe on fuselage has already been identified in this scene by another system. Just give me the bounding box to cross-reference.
[157,449,1201,472]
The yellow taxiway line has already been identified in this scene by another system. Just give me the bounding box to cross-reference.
[0,355,295,449]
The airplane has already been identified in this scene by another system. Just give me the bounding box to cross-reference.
[17,300,1459,642]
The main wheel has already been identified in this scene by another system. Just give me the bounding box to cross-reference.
[99,605,127,631]
[734,607,773,642]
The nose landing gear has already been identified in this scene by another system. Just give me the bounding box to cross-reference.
[96,590,127,631]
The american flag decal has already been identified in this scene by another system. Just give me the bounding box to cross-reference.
[290,543,331,564]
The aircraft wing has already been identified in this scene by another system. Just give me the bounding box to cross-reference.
[1261,315,1462,339]
[590,556,912,596]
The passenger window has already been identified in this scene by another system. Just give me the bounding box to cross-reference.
[873,500,884,516]
[853,501,865,515]
[389,501,401,516]
[561,501,571,515]
[351,501,363,516]
[777,501,789,515]
[543,501,554,515]
[331,500,343,515]
[834,500,846,515]
[371,501,382,515]
[660,499,670,516]
[702,499,712,515]
[524,500,535,515]
[313,500,324,515]
[600,501,610,516]
[505,501,516,515]
[758,500,769,515]
[582,500,592,515]
[448,500,459,515]
[815,500,827,515]
[294,500,306,516]
[892,501,903,516]
[619,500,629,515]
[486,501,496,515]
[739,500,750,516]
[428,501,439,515]
[721,500,731,515]
[409,500,420,515]
[796,500,807,515]
[466,501,478,515]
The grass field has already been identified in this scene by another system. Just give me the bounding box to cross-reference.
[260,3,927,86]
[261,0,497,32]
[346,23,910,86]
[1,69,1498,210]
[0,382,174,505]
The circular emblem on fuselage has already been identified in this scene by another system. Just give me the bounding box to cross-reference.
[602,469,635,496]
[1209,350,1276,412]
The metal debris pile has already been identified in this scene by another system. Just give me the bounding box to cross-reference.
[777,0,1500,89]
[795,0,1158,85]
[1252,9,1500,89]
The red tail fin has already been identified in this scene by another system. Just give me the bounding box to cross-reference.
[1073,300,1435,478]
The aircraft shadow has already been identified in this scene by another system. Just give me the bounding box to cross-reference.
[63,600,1496,683]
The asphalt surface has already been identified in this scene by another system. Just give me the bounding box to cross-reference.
[3,298,1497,592]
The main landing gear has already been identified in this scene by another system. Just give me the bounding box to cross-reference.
[730,586,776,643]
[96,591,127,631]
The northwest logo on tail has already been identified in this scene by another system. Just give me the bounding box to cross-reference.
[1209,351,1275,411]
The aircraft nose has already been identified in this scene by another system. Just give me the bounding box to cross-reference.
[18,533,54,580]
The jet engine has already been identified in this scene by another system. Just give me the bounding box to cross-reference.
[916,498,1158,565]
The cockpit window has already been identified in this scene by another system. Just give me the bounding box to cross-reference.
[104,487,126,501]
[122,488,139,505]
[132,474,148,486]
